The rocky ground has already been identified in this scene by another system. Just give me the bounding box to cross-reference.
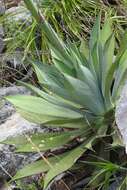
[0,86,46,189]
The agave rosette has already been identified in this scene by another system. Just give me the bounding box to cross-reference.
[3,1,127,188]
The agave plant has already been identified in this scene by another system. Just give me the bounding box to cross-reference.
[2,0,127,189]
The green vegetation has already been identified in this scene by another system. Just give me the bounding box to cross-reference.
[3,0,102,63]
[1,0,127,189]
[2,0,127,63]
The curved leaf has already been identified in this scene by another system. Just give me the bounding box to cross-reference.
[4,130,82,152]
[44,138,94,189]
[12,154,66,181]
[6,95,83,123]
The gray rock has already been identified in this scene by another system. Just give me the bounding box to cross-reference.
[5,6,31,23]
[0,25,4,38]
[0,145,41,180]
[0,3,5,54]
[0,86,44,181]
[0,37,5,53]
[0,146,23,179]
[115,82,127,153]
[2,51,24,68]
[0,15,5,59]
[0,86,42,138]
[0,102,15,124]
[0,112,41,143]
[0,4,5,16]
[0,86,31,124]
[0,85,30,97]
[108,177,123,190]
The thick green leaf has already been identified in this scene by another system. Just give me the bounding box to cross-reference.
[101,34,115,108]
[80,40,89,60]
[14,131,81,152]
[12,154,66,181]
[44,144,85,189]
[100,17,112,46]
[41,21,74,68]
[32,62,64,87]
[17,81,82,111]
[34,64,101,113]
[112,49,127,100]
[44,117,87,128]
[32,62,82,108]
[43,81,82,109]
[6,95,83,122]
[17,109,69,125]
[77,64,104,108]
[6,91,84,128]
[89,51,98,80]
[91,41,100,81]
[52,57,74,76]
[89,15,100,50]
[117,31,127,58]
[66,41,86,71]
[63,74,105,114]
[89,17,101,81]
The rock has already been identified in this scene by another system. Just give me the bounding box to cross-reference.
[108,177,122,190]
[0,144,41,180]
[0,113,40,143]
[2,51,24,68]
[0,38,5,53]
[0,3,5,16]
[115,82,127,153]
[0,86,30,97]
[0,25,4,38]
[5,6,31,23]
[0,146,23,179]
[0,86,30,124]
[0,3,5,57]
[0,15,5,53]
[0,86,44,181]
[0,102,15,125]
